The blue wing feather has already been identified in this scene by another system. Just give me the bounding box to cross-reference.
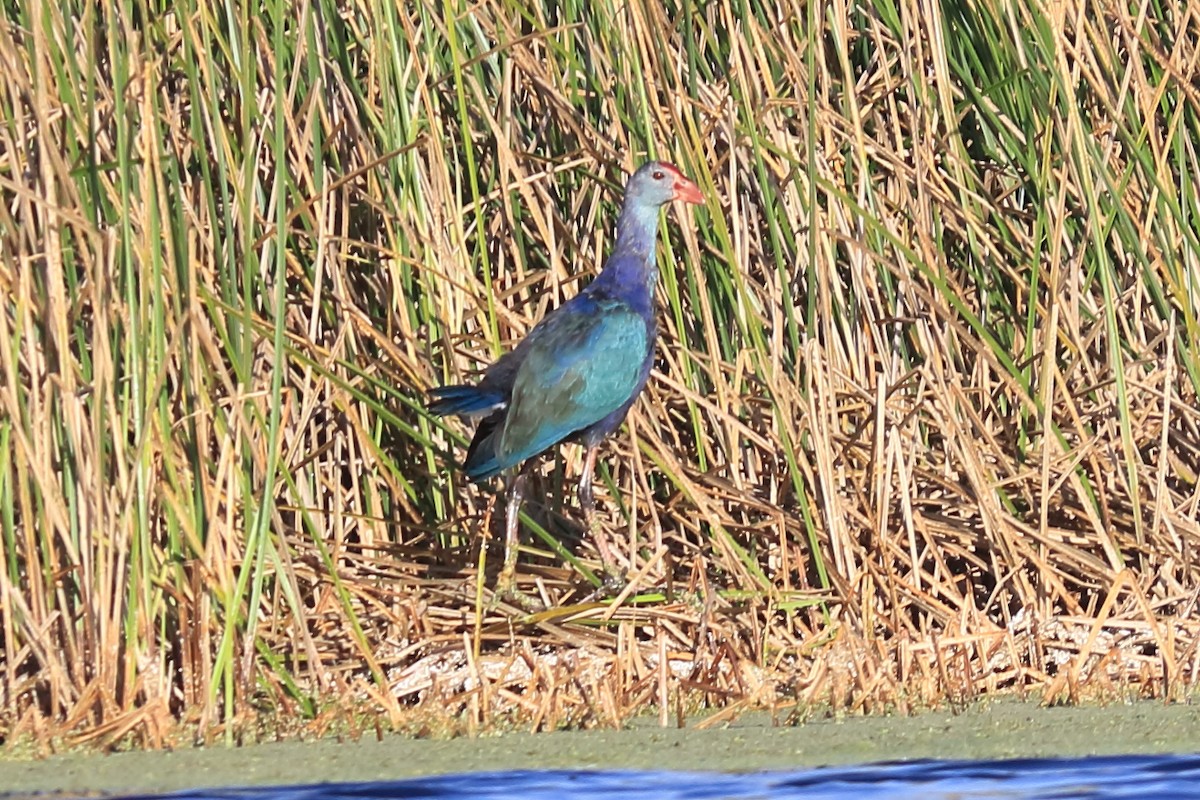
[429,294,652,481]
[496,303,648,468]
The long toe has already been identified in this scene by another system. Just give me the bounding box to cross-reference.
[601,567,628,594]
[578,568,628,604]
[491,568,544,612]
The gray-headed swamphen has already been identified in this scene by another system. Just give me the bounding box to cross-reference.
[428,160,704,599]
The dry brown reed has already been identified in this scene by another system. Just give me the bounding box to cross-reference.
[1,0,1199,750]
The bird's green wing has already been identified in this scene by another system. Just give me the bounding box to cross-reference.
[497,303,648,466]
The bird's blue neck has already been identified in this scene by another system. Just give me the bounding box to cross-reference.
[589,202,661,304]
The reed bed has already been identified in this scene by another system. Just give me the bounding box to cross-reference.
[2,0,1200,749]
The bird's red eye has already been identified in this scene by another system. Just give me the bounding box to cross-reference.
[653,170,665,180]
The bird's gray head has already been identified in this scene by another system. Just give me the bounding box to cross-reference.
[625,161,704,208]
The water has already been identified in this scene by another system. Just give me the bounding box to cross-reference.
[115,753,1200,800]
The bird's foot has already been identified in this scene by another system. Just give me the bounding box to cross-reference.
[577,563,628,603]
[600,564,628,592]
[490,568,544,612]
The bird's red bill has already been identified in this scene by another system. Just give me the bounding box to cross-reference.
[672,175,704,205]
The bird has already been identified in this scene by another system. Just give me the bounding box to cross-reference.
[428,160,704,600]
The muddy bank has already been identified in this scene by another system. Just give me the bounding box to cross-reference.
[1,698,1198,795]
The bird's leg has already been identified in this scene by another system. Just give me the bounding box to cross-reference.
[579,446,596,520]
[494,468,541,610]
[579,446,625,591]
[495,470,526,597]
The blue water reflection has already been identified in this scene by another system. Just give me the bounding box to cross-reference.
[122,754,1200,800]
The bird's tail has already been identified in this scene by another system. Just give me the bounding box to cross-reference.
[427,386,508,481]
[462,416,505,481]
[426,384,507,417]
